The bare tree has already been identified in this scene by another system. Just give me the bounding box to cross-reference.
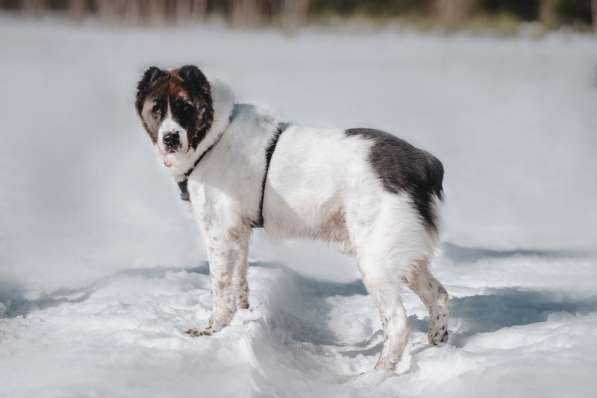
[146,0,168,24]
[279,0,309,30]
[21,0,46,16]
[540,0,557,28]
[84,0,205,25]
[123,0,144,24]
[191,0,207,20]
[231,0,262,28]
[95,0,117,21]
[174,0,192,21]
[66,0,87,21]
[591,0,597,33]
[435,0,475,27]
[174,0,207,22]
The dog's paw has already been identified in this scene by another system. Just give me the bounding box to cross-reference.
[428,326,448,345]
[185,327,213,337]
[374,356,399,373]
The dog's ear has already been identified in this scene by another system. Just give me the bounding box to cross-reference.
[135,66,165,115]
[178,65,214,148]
[178,65,211,99]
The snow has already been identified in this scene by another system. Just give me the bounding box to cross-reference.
[1,16,597,397]
[2,253,597,397]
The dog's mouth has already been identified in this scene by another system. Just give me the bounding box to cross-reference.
[161,151,179,168]
[159,144,192,169]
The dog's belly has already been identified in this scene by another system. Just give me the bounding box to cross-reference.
[264,199,354,256]
[265,191,350,243]
[261,126,374,255]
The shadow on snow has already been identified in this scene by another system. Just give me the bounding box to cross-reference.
[2,244,596,355]
[442,242,592,264]
[0,262,209,318]
[250,261,597,352]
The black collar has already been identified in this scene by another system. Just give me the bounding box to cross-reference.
[176,105,240,201]
[176,137,220,202]
[176,119,289,230]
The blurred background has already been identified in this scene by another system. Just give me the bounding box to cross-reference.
[1,0,596,31]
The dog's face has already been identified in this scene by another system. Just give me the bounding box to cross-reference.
[135,65,214,167]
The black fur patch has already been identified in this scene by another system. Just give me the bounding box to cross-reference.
[176,65,214,149]
[135,66,166,116]
[345,128,444,232]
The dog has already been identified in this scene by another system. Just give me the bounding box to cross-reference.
[135,65,449,371]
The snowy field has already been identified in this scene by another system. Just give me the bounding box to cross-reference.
[1,16,597,397]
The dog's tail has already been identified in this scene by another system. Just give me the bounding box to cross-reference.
[428,155,444,202]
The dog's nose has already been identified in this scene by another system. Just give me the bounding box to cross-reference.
[163,132,180,148]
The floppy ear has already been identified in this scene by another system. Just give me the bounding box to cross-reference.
[178,64,211,99]
[135,66,165,115]
[178,65,214,148]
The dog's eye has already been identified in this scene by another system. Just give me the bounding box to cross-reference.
[151,104,161,115]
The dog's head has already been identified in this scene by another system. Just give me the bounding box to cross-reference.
[135,65,214,168]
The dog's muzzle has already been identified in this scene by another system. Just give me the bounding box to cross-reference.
[163,131,181,153]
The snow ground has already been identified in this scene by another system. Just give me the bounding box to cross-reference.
[1,17,597,397]
[2,249,597,397]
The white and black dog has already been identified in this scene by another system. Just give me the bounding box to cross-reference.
[135,65,449,371]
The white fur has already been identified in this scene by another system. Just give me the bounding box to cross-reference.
[151,79,448,371]
[158,108,188,154]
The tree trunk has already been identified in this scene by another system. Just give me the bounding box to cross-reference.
[591,0,597,33]
[280,0,309,30]
[171,0,207,22]
[174,0,192,21]
[67,0,86,21]
[96,0,117,22]
[147,0,168,24]
[123,0,143,24]
[540,0,557,28]
[435,0,475,27]
[21,0,46,15]
[231,0,262,28]
[190,0,207,20]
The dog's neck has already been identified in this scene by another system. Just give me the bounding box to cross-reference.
[167,79,235,180]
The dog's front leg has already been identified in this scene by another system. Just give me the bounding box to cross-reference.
[187,222,251,337]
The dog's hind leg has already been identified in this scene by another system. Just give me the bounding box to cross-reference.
[359,256,410,371]
[349,191,444,370]
[405,258,449,345]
